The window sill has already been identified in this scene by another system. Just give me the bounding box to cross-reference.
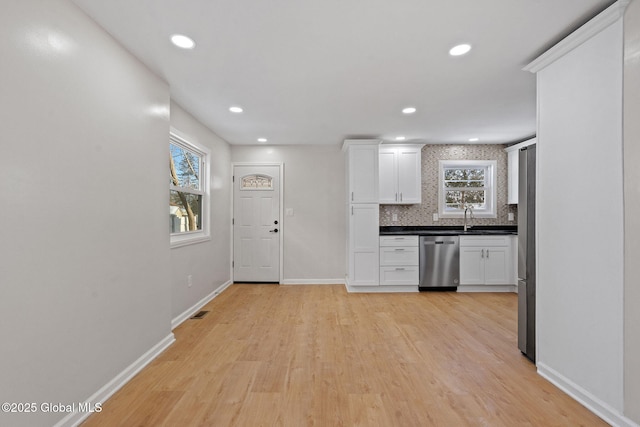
[170,233,211,249]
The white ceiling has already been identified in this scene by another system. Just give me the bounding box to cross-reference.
[72,0,615,146]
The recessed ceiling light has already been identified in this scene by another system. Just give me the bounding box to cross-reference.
[468,138,479,142]
[229,106,243,113]
[395,136,406,141]
[170,34,195,49]
[257,138,267,143]
[449,44,471,56]
[402,107,417,114]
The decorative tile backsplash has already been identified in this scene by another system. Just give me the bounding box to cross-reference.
[379,144,517,226]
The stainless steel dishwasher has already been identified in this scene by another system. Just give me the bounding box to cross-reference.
[419,235,460,290]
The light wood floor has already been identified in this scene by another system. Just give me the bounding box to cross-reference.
[82,285,607,426]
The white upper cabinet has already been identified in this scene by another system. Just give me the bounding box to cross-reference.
[379,145,423,204]
[505,138,536,205]
[398,148,422,202]
[379,149,397,204]
[506,149,519,204]
[347,143,379,203]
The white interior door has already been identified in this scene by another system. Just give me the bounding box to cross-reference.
[233,165,281,283]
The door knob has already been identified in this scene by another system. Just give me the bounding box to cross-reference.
[269,228,279,233]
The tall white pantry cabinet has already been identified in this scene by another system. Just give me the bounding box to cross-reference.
[344,140,380,288]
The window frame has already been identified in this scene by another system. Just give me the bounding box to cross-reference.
[438,160,497,219]
[170,130,211,248]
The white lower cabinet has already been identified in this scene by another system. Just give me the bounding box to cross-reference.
[459,236,514,288]
[379,235,418,285]
[348,204,379,286]
[379,266,419,285]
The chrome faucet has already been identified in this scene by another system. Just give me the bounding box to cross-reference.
[464,206,474,232]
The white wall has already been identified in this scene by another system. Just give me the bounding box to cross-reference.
[624,0,640,423]
[535,12,625,421]
[231,145,346,283]
[170,102,232,322]
[0,1,172,426]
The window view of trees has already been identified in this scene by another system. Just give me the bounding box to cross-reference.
[443,167,487,210]
[170,142,202,233]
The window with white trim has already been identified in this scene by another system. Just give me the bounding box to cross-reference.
[169,132,210,247]
[438,160,497,218]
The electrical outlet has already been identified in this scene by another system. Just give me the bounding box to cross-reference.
[433,213,439,222]
[508,212,514,221]
[187,275,192,287]
[392,213,398,222]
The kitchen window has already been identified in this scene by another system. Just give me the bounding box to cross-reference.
[169,131,211,247]
[438,160,497,218]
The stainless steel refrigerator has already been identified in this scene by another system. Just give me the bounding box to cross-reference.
[518,144,536,362]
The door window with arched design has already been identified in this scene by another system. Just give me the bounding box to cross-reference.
[240,174,273,190]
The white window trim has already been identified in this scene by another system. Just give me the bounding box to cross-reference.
[170,130,211,248]
[438,159,497,219]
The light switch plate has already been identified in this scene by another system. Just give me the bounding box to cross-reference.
[285,208,294,216]
[433,213,439,222]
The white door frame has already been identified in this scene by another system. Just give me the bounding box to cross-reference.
[231,162,284,284]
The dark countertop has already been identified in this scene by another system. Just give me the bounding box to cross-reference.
[379,225,517,236]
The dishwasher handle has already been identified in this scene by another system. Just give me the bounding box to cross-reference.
[423,241,456,245]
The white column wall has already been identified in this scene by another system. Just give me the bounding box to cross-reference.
[624,0,640,423]
[0,1,172,426]
[536,17,625,417]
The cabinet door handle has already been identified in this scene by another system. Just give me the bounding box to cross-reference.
[486,249,489,258]
[351,206,353,215]
[395,268,405,271]
[351,192,354,201]
[400,192,403,202]
[481,249,485,258]
[394,248,405,251]
[395,193,398,201]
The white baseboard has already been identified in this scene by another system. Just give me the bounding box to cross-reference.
[457,285,517,293]
[537,362,639,427]
[171,280,232,330]
[55,333,175,427]
[280,279,344,285]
